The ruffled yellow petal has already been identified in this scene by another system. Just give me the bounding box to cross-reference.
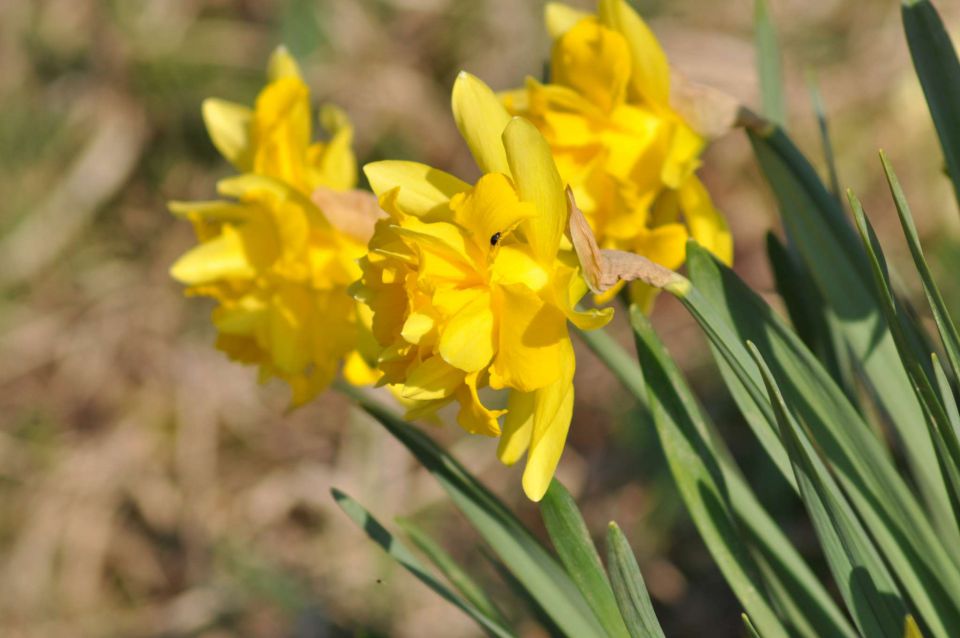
[522,339,576,501]
[491,245,549,290]
[401,356,465,401]
[502,117,567,264]
[202,99,254,171]
[439,290,495,372]
[455,372,504,436]
[312,104,357,191]
[661,121,704,189]
[364,161,470,217]
[170,225,254,285]
[490,283,566,392]
[679,176,732,265]
[448,172,535,250]
[598,0,670,108]
[267,45,302,82]
[551,17,631,112]
[497,390,535,465]
[252,75,312,188]
[634,222,689,270]
[452,72,512,175]
[545,2,591,39]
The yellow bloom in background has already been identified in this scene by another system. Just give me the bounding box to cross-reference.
[354,72,612,501]
[170,47,379,405]
[503,0,732,308]
[203,47,357,196]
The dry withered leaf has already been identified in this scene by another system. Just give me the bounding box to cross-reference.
[670,71,744,140]
[567,187,686,294]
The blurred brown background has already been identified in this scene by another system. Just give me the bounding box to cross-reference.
[2,0,959,636]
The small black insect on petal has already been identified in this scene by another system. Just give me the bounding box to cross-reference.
[490,232,502,246]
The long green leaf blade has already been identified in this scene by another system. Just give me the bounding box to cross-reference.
[540,480,630,638]
[754,0,786,127]
[903,0,960,209]
[342,389,606,638]
[578,325,853,638]
[747,344,908,637]
[331,489,515,638]
[881,150,960,386]
[606,522,666,638]
[397,518,507,625]
[630,308,789,638]
[682,242,960,637]
[749,126,958,546]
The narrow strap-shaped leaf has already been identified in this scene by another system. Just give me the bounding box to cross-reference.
[606,522,666,638]
[747,344,908,638]
[540,481,630,638]
[630,308,790,638]
[743,614,762,638]
[754,0,786,127]
[336,384,607,638]
[749,127,959,548]
[806,73,841,198]
[397,518,507,625]
[881,150,960,387]
[577,325,853,638]
[683,242,960,636]
[331,489,515,638]
[902,0,960,209]
[766,232,855,403]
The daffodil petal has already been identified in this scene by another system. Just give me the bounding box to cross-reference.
[545,2,591,39]
[449,172,536,249]
[503,117,567,263]
[202,98,254,171]
[170,226,254,285]
[551,17,631,112]
[455,372,504,436]
[491,245,549,290]
[498,390,535,465]
[491,283,566,392]
[633,222,688,270]
[522,339,576,501]
[314,104,357,190]
[364,160,470,217]
[440,290,495,372]
[598,0,670,107]
[401,356,465,401]
[680,176,732,265]
[267,45,302,81]
[452,71,512,175]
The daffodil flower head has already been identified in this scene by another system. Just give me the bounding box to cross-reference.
[170,47,380,405]
[503,0,733,309]
[354,72,613,501]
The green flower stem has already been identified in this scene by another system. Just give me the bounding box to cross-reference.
[573,323,646,401]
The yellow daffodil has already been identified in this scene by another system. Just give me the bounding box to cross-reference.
[170,47,379,404]
[503,0,732,309]
[354,72,612,501]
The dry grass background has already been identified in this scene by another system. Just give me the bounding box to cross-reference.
[1,0,959,636]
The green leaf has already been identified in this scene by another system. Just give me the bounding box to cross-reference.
[806,73,842,198]
[342,389,606,638]
[397,518,506,626]
[749,127,958,547]
[747,344,908,638]
[742,614,762,638]
[579,324,853,638]
[331,489,515,638]
[630,308,790,638]
[754,0,786,127]
[682,242,960,637]
[849,188,960,536]
[540,481,630,638]
[765,232,855,402]
[902,0,960,209]
[881,150,960,387]
[605,522,666,638]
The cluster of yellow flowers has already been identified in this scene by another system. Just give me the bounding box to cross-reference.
[170,48,379,406]
[170,1,731,500]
